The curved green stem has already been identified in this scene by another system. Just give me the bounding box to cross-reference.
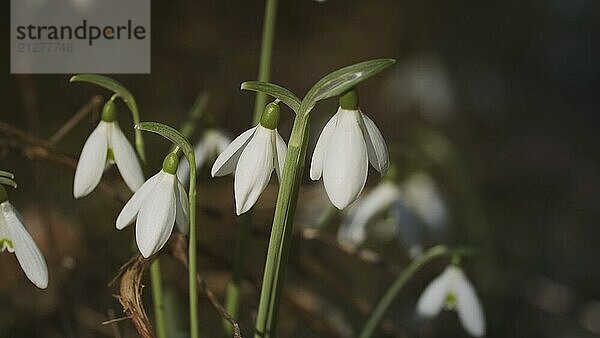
[254,114,310,338]
[136,121,199,338]
[252,0,279,124]
[225,0,278,334]
[358,245,450,338]
[188,160,199,338]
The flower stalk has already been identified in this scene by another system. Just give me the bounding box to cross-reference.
[358,245,450,338]
[225,0,279,332]
[135,122,199,338]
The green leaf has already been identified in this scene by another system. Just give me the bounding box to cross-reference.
[136,122,195,169]
[300,58,396,114]
[70,74,139,121]
[0,177,17,189]
[0,170,15,179]
[241,81,301,113]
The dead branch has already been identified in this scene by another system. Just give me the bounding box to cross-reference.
[109,254,155,338]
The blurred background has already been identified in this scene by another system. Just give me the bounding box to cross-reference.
[1,0,599,337]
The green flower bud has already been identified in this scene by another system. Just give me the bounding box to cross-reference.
[259,102,281,130]
[339,88,359,110]
[162,152,179,174]
[101,99,117,122]
[0,185,7,203]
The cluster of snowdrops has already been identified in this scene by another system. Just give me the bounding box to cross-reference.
[0,59,486,337]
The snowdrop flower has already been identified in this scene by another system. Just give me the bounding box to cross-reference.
[337,181,400,245]
[337,179,424,257]
[0,185,48,289]
[73,99,144,198]
[310,89,389,209]
[417,265,485,337]
[211,102,287,215]
[116,153,189,258]
[177,128,232,184]
[401,172,448,237]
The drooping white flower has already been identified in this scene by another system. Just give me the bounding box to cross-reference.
[0,198,48,289]
[417,265,486,337]
[116,153,189,258]
[177,129,232,184]
[211,102,287,215]
[310,89,389,209]
[73,100,144,198]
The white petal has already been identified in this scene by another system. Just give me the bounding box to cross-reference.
[73,121,109,198]
[234,126,274,215]
[417,268,451,317]
[450,267,486,337]
[338,182,400,245]
[211,126,257,177]
[0,214,14,252]
[359,111,389,175]
[135,172,177,257]
[116,172,161,230]
[1,202,48,289]
[309,112,338,180]
[322,110,368,209]
[273,130,287,179]
[175,179,189,235]
[109,123,145,192]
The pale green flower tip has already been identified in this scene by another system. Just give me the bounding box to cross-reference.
[0,238,13,252]
[339,88,359,110]
[162,152,179,175]
[259,102,281,130]
[100,99,117,122]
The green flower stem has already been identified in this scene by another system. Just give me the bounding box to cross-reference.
[254,114,310,338]
[358,245,450,338]
[225,0,279,333]
[188,160,199,338]
[150,261,168,338]
[252,0,279,124]
[136,121,199,338]
[223,212,251,334]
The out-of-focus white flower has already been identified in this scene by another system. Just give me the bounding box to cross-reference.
[401,172,448,235]
[0,197,48,289]
[337,181,400,245]
[383,55,455,122]
[211,103,287,215]
[337,180,424,257]
[177,129,232,184]
[116,153,189,258]
[310,91,389,210]
[73,100,144,198]
[417,265,485,337]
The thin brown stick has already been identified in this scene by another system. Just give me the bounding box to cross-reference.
[169,234,243,338]
[106,309,124,338]
[49,95,103,145]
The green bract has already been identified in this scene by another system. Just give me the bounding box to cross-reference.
[241,81,301,113]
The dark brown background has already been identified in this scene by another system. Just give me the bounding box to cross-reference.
[1,0,599,337]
